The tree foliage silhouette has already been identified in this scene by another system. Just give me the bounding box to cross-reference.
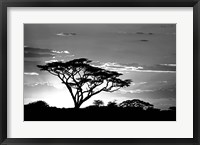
[26,101,49,108]
[37,58,132,108]
[93,100,104,107]
[107,100,118,108]
[119,99,154,110]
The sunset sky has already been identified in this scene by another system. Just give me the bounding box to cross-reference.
[24,24,176,110]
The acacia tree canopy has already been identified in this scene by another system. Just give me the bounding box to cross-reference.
[119,99,154,110]
[37,58,132,108]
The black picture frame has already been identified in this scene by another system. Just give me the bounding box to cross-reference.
[0,0,199,145]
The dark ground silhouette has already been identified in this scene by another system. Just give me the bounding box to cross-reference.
[24,100,176,121]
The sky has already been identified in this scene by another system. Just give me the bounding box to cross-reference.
[24,24,176,110]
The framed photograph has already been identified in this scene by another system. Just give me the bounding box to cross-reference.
[1,0,199,144]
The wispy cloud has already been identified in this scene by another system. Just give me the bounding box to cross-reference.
[24,82,65,89]
[117,30,175,36]
[56,32,77,37]
[117,31,154,35]
[24,47,52,54]
[24,72,39,75]
[137,82,147,85]
[45,59,64,63]
[119,87,175,96]
[135,70,175,73]
[129,82,147,86]
[91,62,143,73]
[138,64,176,73]
[160,64,176,67]
[52,50,69,54]
[120,89,155,94]
[139,40,149,42]
[92,61,176,73]
[24,52,54,58]
[24,46,71,58]
[45,54,74,63]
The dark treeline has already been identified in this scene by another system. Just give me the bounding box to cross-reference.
[24,99,176,121]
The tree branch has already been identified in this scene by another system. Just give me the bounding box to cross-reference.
[58,75,76,105]
[37,58,132,108]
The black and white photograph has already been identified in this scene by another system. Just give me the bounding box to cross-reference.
[24,24,176,121]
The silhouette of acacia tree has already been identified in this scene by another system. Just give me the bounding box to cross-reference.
[37,58,132,108]
[93,100,104,107]
[107,100,118,108]
[119,99,154,110]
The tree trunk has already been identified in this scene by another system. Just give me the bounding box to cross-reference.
[74,103,81,109]
[74,94,84,109]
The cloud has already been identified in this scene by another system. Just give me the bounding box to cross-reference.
[139,40,149,42]
[120,89,155,94]
[148,33,154,35]
[121,63,140,67]
[24,61,42,72]
[91,62,143,73]
[56,32,77,37]
[45,54,74,63]
[68,55,75,57]
[135,70,175,73]
[24,72,39,75]
[92,61,176,73]
[119,87,176,100]
[138,64,176,72]
[117,31,154,36]
[24,47,54,58]
[24,46,53,54]
[117,30,175,36]
[45,59,64,63]
[160,64,176,67]
[24,52,54,58]
[52,50,69,54]
[24,82,65,89]
[141,87,176,99]
[136,32,145,35]
[137,82,147,85]
[129,82,147,86]
[24,46,71,59]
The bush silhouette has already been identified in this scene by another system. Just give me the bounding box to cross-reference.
[119,99,154,110]
[93,100,104,107]
[24,99,176,121]
[107,100,118,108]
[26,100,49,108]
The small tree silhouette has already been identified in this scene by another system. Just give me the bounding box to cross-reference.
[107,100,118,108]
[93,100,104,107]
[37,58,132,108]
[119,99,154,110]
